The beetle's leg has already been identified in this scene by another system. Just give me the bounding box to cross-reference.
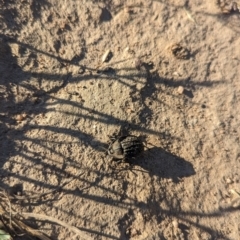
[126,160,138,176]
[100,146,108,155]
[107,134,116,142]
[110,160,137,176]
[142,141,156,154]
[129,166,137,176]
[112,158,124,163]
[144,141,156,148]
[144,147,156,159]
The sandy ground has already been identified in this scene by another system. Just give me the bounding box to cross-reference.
[1,0,240,239]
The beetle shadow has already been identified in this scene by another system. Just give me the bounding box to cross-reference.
[129,147,196,183]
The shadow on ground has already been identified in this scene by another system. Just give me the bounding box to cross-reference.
[136,146,195,182]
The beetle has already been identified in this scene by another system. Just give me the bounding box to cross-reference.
[108,135,144,162]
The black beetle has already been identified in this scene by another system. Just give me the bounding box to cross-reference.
[108,135,144,161]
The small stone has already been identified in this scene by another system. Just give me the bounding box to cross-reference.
[172,220,178,229]
[126,108,134,114]
[125,227,131,235]
[124,47,135,55]
[232,198,240,208]
[101,49,112,63]
[78,66,85,74]
[15,113,27,122]
[173,72,180,77]
[22,113,27,118]
[131,228,138,237]
[124,6,130,12]
[15,115,23,121]
[225,178,233,184]
[229,189,240,198]
[177,86,185,94]
[147,61,154,68]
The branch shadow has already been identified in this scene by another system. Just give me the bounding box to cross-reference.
[196,7,240,34]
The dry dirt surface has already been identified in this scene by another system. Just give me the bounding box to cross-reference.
[1,0,240,239]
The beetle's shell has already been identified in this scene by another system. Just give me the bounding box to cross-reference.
[108,135,144,160]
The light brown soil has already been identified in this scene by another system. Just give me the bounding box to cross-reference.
[1,0,240,239]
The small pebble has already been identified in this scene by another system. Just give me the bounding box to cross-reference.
[229,189,240,198]
[226,178,233,184]
[172,220,178,229]
[232,198,240,208]
[130,228,138,237]
[177,86,185,94]
[102,49,112,63]
[173,71,180,77]
[15,113,27,122]
[78,66,85,74]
